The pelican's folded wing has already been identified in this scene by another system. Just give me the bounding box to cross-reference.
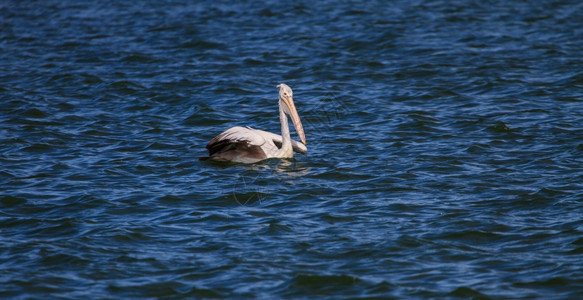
[206,126,267,155]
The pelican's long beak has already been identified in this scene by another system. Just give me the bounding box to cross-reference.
[283,96,306,145]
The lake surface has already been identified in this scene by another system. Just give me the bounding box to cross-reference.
[2,0,583,298]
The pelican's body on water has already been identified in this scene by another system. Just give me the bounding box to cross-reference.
[200,84,307,163]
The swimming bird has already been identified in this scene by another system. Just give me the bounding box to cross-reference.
[200,83,307,163]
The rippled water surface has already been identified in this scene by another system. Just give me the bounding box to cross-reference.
[2,0,583,298]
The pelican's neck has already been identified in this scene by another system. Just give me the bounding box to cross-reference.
[277,100,293,158]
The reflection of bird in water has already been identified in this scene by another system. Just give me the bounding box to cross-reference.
[200,84,307,163]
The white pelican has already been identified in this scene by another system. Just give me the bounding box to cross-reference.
[200,83,307,163]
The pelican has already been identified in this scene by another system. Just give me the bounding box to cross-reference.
[200,83,307,163]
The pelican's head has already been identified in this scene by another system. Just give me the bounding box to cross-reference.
[277,83,306,145]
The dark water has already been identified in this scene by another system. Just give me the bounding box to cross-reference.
[2,0,583,298]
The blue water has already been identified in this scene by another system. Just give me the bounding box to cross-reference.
[2,0,583,298]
